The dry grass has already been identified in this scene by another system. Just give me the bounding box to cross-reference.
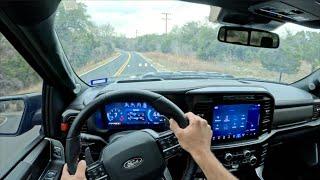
[15,83,42,95]
[143,52,312,83]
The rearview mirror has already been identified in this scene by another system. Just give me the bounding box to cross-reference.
[218,26,280,48]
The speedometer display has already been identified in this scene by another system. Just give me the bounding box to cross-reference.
[103,102,165,129]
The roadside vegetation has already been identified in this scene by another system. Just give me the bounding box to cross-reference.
[1,1,319,97]
[143,52,311,83]
[120,22,319,83]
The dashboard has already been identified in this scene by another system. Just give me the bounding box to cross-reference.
[62,79,320,171]
[94,101,264,144]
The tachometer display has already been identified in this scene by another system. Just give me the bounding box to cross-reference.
[147,109,162,123]
[107,108,124,122]
[103,102,165,129]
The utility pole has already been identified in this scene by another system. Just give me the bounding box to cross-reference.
[135,30,138,38]
[162,13,171,35]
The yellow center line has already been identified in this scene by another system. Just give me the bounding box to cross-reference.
[114,52,131,77]
[80,52,121,76]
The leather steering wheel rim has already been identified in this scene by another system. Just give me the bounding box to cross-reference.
[65,90,188,174]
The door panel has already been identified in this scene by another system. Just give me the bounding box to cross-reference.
[0,93,43,179]
[3,138,65,180]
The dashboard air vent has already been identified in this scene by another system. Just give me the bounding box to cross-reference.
[66,115,88,133]
[193,103,211,118]
[312,102,320,120]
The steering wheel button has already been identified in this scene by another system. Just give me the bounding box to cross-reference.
[159,140,166,145]
[163,144,170,149]
[164,150,171,157]
[93,171,99,177]
[170,148,177,154]
[98,166,104,171]
[45,171,57,178]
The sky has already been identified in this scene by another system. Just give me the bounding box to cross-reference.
[82,1,210,37]
[69,0,319,38]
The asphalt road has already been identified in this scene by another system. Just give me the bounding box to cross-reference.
[0,113,22,134]
[80,51,158,84]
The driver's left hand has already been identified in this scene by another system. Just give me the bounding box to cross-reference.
[61,160,87,180]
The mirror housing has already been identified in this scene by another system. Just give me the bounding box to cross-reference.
[218,26,280,48]
[0,94,41,136]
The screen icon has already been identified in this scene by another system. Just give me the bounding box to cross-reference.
[142,103,147,108]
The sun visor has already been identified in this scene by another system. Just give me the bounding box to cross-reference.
[0,0,60,26]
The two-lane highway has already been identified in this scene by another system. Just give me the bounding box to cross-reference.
[80,51,158,84]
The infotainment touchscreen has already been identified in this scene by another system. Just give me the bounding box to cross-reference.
[212,104,260,142]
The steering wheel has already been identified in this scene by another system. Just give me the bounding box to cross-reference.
[66,90,189,180]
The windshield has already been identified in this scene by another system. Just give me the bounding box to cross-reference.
[56,1,320,85]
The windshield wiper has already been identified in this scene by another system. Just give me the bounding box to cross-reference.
[235,77,288,84]
[116,78,163,83]
[141,71,234,80]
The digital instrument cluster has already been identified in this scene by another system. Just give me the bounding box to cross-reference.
[95,102,165,130]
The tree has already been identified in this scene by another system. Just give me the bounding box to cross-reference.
[0,34,41,96]
[260,48,300,82]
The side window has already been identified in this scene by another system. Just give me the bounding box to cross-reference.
[0,33,43,176]
[0,34,42,96]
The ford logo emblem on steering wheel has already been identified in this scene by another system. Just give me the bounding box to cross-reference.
[123,157,144,169]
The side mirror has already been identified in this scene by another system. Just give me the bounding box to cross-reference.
[218,26,280,48]
[0,94,41,136]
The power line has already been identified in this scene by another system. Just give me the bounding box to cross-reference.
[162,13,171,35]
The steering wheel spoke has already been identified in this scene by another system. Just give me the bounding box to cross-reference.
[86,161,109,180]
[157,131,183,159]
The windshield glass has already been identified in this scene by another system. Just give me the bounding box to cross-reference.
[56,0,320,85]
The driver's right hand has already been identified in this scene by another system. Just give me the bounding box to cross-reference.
[61,160,86,180]
[169,112,213,158]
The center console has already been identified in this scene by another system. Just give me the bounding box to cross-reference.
[186,87,274,171]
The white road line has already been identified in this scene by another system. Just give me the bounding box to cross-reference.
[0,116,8,127]
[135,52,167,71]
